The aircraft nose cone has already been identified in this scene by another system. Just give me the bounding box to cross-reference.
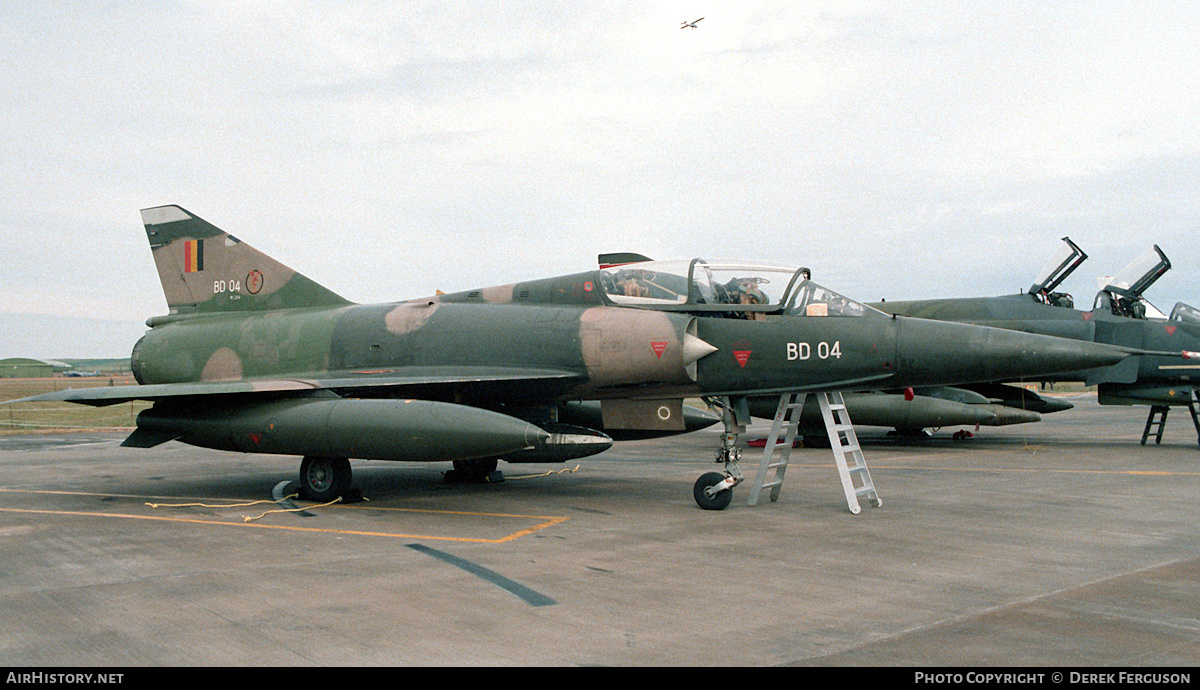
[894,318,1129,387]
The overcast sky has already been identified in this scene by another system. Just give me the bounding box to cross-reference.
[2,1,1198,359]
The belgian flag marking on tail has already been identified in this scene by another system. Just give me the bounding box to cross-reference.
[184,239,204,273]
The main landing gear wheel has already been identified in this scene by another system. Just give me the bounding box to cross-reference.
[299,456,351,502]
[693,471,734,511]
[445,458,502,483]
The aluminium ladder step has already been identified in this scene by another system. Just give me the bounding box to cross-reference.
[747,392,804,506]
[746,391,881,513]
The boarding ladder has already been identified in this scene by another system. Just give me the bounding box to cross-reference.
[747,391,881,514]
[1191,389,1200,448]
[1138,388,1200,448]
[1141,406,1170,446]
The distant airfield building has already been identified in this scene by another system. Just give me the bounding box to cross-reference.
[0,358,70,378]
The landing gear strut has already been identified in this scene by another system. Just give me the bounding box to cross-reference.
[693,396,749,510]
[299,456,352,502]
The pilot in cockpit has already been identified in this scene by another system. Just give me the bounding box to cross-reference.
[735,278,768,305]
[714,277,769,319]
[615,271,651,298]
[717,277,768,306]
[1111,294,1147,319]
[1037,289,1075,308]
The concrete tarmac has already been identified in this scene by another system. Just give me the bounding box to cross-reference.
[1,393,1198,667]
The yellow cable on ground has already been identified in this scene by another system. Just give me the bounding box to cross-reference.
[145,493,345,521]
[145,495,299,509]
[507,464,581,480]
[243,496,342,522]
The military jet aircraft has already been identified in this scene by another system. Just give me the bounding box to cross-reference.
[599,254,1060,439]
[8,207,1184,510]
[681,18,703,29]
[874,238,1200,444]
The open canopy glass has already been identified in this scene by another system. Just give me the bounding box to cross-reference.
[1029,237,1087,297]
[1104,245,1170,299]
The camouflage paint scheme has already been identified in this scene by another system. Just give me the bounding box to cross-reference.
[59,207,1130,407]
[11,206,1160,502]
[872,243,1200,411]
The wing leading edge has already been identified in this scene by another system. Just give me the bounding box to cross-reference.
[6,366,587,407]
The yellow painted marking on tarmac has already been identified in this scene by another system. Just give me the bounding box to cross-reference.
[0,487,229,501]
[0,488,569,544]
[335,503,571,520]
[781,465,1200,477]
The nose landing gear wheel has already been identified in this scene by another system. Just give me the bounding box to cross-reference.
[299,456,351,502]
[694,471,734,511]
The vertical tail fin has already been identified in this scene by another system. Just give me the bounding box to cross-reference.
[141,205,352,315]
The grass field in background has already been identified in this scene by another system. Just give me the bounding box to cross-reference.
[0,378,149,433]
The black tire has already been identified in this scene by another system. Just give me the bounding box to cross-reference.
[299,456,352,502]
[451,458,499,482]
[693,471,733,511]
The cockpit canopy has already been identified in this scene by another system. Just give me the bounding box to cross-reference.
[1093,245,1171,319]
[597,258,872,317]
[1029,236,1087,297]
[1104,245,1170,299]
[1170,302,1200,326]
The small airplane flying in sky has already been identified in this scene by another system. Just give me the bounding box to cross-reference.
[681,18,703,29]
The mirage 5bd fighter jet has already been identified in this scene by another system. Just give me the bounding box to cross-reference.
[9,207,1182,510]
